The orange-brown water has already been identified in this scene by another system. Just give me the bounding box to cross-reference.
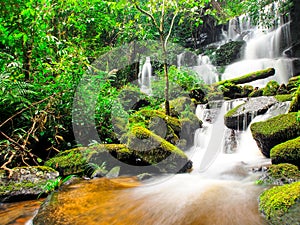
[32,175,267,225]
[0,199,43,225]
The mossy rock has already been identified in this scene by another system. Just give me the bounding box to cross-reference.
[218,81,242,99]
[46,139,191,176]
[258,163,300,185]
[259,181,300,225]
[263,80,280,96]
[224,96,277,130]
[169,96,195,117]
[289,85,300,112]
[287,75,300,92]
[122,126,191,173]
[249,88,263,97]
[212,41,245,66]
[270,136,300,168]
[251,112,300,157]
[0,166,59,202]
[118,86,150,112]
[129,108,201,148]
[275,94,294,102]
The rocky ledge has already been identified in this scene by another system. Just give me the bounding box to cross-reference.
[0,166,59,203]
[224,96,278,130]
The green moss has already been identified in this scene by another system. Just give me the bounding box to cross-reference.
[224,103,245,118]
[270,136,300,168]
[0,179,45,195]
[259,182,300,222]
[263,80,280,96]
[289,85,300,112]
[130,126,187,159]
[249,88,263,97]
[268,163,300,180]
[251,112,300,157]
[275,94,293,102]
[213,41,245,66]
[251,112,299,138]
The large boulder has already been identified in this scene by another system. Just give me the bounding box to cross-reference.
[224,96,278,130]
[259,181,300,225]
[46,129,192,176]
[0,166,59,202]
[270,136,300,169]
[129,108,201,149]
[250,112,300,157]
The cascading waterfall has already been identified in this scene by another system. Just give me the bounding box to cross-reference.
[140,57,152,95]
[222,3,294,87]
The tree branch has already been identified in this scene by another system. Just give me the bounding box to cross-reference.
[0,93,55,128]
[165,10,178,49]
[134,2,160,32]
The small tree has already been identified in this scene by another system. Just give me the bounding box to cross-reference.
[132,0,220,115]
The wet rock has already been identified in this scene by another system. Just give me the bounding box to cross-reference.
[257,163,300,185]
[251,112,300,157]
[224,96,278,130]
[0,166,59,203]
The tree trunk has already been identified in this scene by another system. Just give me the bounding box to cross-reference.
[161,36,170,116]
[214,68,275,86]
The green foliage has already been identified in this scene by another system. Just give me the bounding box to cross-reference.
[242,0,293,28]
[212,41,245,66]
[85,162,108,178]
[39,175,76,197]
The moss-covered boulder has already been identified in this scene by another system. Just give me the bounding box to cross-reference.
[257,163,300,185]
[169,96,195,117]
[275,94,294,102]
[213,41,245,66]
[0,166,59,202]
[46,135,192,176]
[224,96,278,130]
[287,75,300,92]
[129,109,201,148]
[259,181,300,225]
[251,112,300,157]
[270,136,300,168]
[218,81,242,99]
[263,80,280,96]
[289,85,300,112]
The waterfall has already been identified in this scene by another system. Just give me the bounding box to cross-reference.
[140,57,152,95]
[222,4,293,87]
[192,55,219,84]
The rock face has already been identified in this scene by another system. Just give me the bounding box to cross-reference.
[0,166,59,202]
[250,112,300,158]
[212,41,245,66]
[224,96,278,130]
[270,136,300,169]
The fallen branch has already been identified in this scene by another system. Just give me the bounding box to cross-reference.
[214,68,275,86]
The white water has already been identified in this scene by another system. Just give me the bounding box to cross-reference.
[140,57,152,95]
[222,12,293,87]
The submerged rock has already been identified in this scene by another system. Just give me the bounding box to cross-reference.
[224,96,278,130]
[0,166,59,202]
[251,112,300,157]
